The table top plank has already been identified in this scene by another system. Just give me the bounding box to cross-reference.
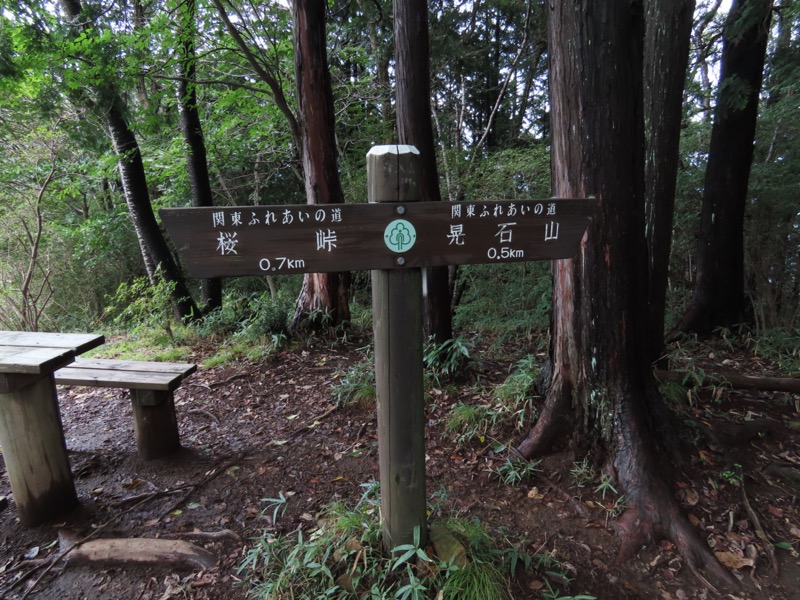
[0,346,76,375]
[0,331,105,355]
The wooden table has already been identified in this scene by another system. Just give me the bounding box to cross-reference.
[0,331,104,526]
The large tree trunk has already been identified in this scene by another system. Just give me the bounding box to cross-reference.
[644,0,695,364]
[517,1,734,588]
[394,0,452,344]
[670,0,772,338]
[290,0,350,330]
[178,0,221,314]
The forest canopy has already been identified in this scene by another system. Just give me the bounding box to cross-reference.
[0,0,797,338]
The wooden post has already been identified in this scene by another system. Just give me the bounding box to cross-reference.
[367,145,427,551]
[0,375,78,525]
[130,390,181,460]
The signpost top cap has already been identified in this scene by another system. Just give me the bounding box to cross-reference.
[367,144,420,157]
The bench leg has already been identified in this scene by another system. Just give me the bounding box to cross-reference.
[0,376,78,526]
[130,390,181,460]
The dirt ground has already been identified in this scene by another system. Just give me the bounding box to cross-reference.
[1,333,799,599]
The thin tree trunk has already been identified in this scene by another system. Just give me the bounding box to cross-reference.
[178,0,221,313]
[290,0,350,330]
[670,0,772,338]
[394,0,452,343]
[59,0,198,321]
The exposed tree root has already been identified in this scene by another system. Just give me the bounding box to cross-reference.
[517,379,740,592]
[741,482,778,577]
[655,368,800,395]
[705,418,787,447]
[516,368,574,458]
[613,387,739,592]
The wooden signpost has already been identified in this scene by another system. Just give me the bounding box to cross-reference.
[161,145,595,550]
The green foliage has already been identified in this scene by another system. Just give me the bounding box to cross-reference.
[453,262,552,345]
[493,355,541,429]
[743,328,800,377]
[444,402,495,445]
[594,474,618,500]
[444,355,541,446]
[719,463,743,486]
[106,269,180,339]
[494,457,542,487]
[569,458,596,490]
[195,287,294,360]
[424,336,474,385]
[331,347,376,408]
[262,491,290,525]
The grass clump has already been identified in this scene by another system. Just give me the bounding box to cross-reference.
[444,355,541,447]
[238,484,534,599]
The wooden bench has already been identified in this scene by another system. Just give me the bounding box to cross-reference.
[55,358,197,460]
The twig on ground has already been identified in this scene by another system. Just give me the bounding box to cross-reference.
[286,405,338,440]
[741,481,778,577]
[177,529,243,544]
[159,457,243,519]
[187,408,220,425]
[110,486,192,508]
[209,373,251,388]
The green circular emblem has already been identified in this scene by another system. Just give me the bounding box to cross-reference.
[383,219,417,253]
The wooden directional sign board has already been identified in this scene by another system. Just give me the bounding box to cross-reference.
[160,198,594,278]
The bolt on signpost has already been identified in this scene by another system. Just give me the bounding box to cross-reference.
[160,144,595,552]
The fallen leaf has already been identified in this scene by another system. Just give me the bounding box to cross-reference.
[527,487,544,500]
[698,450,714,465]
[529,579,544,590]
[714,551,754,569]
[24,546,39,560]
[789,526,800,539]
[768,505,783,518]
[678,488,699,506]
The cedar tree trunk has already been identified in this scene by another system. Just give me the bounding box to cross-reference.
[394,0,453,343]
[644,0,695,364]
[290,0,350,330]
[178,0,221,313]
[517,1,734,588]
[670,0,772,337]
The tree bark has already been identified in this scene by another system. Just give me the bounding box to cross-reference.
[290,0,350,330]
[178,0,221,314]
[670,0,772,338]
[517,1,735,589]
[644,0,695,364]
[59,0,198,321]
[394,0,452,343]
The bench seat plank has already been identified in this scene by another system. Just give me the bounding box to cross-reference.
[54,359,196,391]
[66,358,197,377]
[55,367,182,391]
